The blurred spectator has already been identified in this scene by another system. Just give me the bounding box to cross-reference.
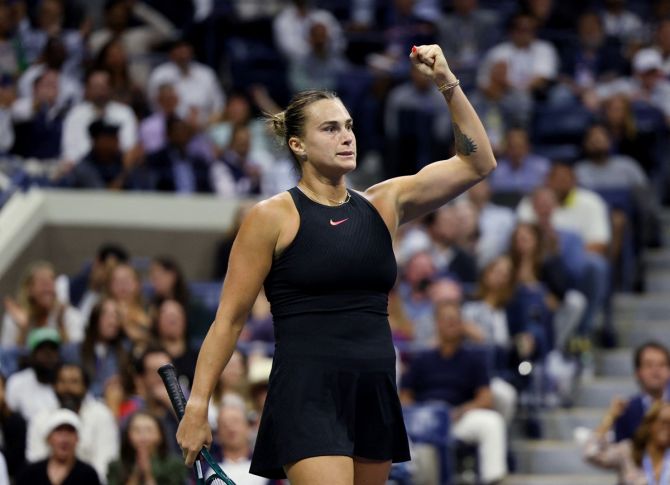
[16,409,100,485]
[147,255,213,344]
[597,49,670,121]
[0,4,24,77]
[601,94,659,174]
[211,124,262,198]
[122,346,179,454]
[469,60,533,154]
[66,243,129,322]
[89,0,177,85]
[401,301,508,484]
[247,355,272,426]
[423,206,478,284]
[558,11,627,97]
[0,374,26,481]
[63,120,148,190]
[407,277,464,349]
[107,411,185,485]
[153,299,198,389]
[288,20,349,94]
[16,0,86,78]
[584,399,670,484]
[16,37,81,114]
[11,69,67,160]
[489,128,550,195]
[0,75,14,154]
[5,328,60,420]
[146,115,213,194]
[61,69,138,163]
[107,263,151,351]
[93,38,149,117]
[477,13,559,99]
[214,402,269,485]
[614,342,670,442]
[396,246,438,325]
[462,256,538,389]
[208,350,250,431]
[521,0,578,34]
[139,83,179,154]
[60,298,130,399]
[437,0,499,88]
[273,0,345,62]
[2,261,84,348]
[0,453,6,485]
[644,18,670,76]
[464,180,516,268]
[241,290,274,344]
[147,39,224,126]
[575,123,648,189]
[529,187,610,339]
[518,163,611,255]
[600,0,643,48]
[384,65,452,175]
[27,363,119,482]
[509,223,585,355]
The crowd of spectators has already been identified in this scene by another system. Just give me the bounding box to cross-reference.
[0,0,669,483]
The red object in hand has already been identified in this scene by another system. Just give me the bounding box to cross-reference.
[411,45,417,53]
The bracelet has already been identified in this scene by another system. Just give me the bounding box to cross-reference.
[438,79,460,93]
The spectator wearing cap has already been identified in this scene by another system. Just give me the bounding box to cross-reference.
[61,69,138,164]
[647,18,670,76]
[16,409,100,485]
[27,364,119,482]
[4,328,60,420]
[147,39,224,126]
[597,49,670,122]
[63,119,149,190]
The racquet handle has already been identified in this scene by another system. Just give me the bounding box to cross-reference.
[158,363,187,419]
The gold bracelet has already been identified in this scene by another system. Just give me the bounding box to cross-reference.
[438,79,460,93]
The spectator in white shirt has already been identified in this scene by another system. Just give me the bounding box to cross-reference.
[601,0,643,47]
[61,69,138,163]
[273,0,345,62]
[5,328,61,421]
[27,363,119,483]
[147,39,225,126]
[477,13,559,98]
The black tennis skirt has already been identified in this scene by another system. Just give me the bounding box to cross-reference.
[249,352,411,479]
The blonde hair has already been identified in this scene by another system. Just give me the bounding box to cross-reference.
[16,260,56,313]
[632,401,670,466]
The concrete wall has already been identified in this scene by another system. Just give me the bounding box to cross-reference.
[0,189,248,298]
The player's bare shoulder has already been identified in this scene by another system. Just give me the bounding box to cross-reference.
[243,191,299,256]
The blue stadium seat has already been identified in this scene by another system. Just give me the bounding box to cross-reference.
[189,281,223,314]
[531,104,594,146]
[402,403,453,484]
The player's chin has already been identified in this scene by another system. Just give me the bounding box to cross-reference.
[335,153,357,170]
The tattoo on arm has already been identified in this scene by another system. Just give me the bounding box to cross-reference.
[453,123,478,156]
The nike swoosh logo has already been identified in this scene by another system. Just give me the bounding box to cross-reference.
[330,218,349,226]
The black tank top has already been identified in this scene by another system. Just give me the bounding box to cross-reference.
[264,187,397,361]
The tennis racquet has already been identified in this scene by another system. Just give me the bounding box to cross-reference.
[158,363,236,485]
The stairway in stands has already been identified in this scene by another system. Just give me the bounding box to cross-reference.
[505,212,670,485]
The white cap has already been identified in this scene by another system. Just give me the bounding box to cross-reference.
[43,409,81,438]
[633,49,663,73]
[396,229,432,266]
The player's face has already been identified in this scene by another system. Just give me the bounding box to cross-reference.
[298,98,356,176]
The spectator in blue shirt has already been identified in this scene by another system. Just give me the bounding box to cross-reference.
[401,301,508,484]
[614,342,670,442]
[490,127,550,195]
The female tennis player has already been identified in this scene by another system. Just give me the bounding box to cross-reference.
[176,44,496,484]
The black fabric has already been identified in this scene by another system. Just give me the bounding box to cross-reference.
[1,411,26,479]
[16,459,100,485]
[251,188,410,479]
